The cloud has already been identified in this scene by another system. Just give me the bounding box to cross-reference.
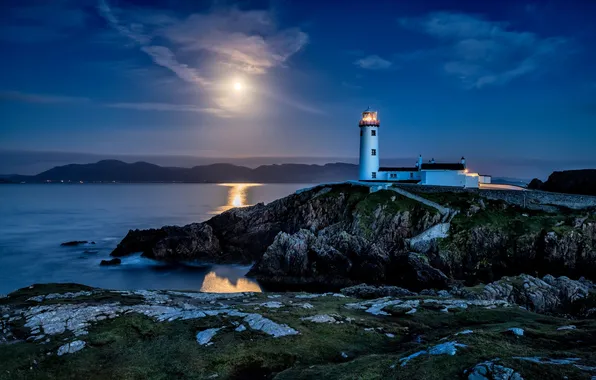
[0,91,90,104]
[157,8,308,75]
[399,12,569,88]
[97,1,315,116]
[98,0,209,88]
[106,102,223,115]
[354,55,393,70]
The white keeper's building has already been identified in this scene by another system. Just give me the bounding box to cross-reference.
[358,109,491,188]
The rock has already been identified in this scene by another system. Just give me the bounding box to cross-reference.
[557,325,577,331]
[300,314,336,323]
[392,253,450,291]
[57,340,86,356]
[340,284,416,299]
[260,301,283,308]
[507,328,524,336]
[533,169,596,196]
[243,313,298,338]
[107,182,596,289]
[235,324,246,332]
[456,330,473,335]
[467,360,524,380]
[527,178,544,190]
[465,274,592,314]
[196,328,221,345]
[399,341,467,367]
[28,291,94,302]
[61,241,94,246]
[100,258,121,266]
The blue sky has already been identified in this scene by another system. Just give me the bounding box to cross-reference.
[1,0,595,178]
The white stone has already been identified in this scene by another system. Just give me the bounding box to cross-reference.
[386,333,395,338]
[235,324,247,332]
[196,328,221,345]
[243,314,298,338]
[508,328,524,336]
[557,325,576,331]
[295,294,322,299]
[260,301,283,308]
[57,340,86,356]
[467,360,525,380]
[301,314,336,323]
[28,291,94,303]
[456,330,474,335]
[399,341,467,367]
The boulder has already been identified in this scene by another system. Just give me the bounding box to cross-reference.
[467,360,524,380]
[100,258,121,266]
[61,241,94,246]
[464,274,592,314]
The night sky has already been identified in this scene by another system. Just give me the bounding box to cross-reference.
[1,0,596,178]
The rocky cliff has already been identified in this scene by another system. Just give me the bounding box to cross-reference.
[528,169,596,196]
[111,183,596,290]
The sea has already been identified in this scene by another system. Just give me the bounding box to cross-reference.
[0,183,308,294]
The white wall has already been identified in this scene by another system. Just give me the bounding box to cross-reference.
[421,170,466,187]
[385,171,420,181]
[359,126,380,180]
[478,175,492,184]
[465,174,479,188]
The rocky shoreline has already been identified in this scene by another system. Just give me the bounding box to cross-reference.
[109,182,596,291]
[1,275,595,379]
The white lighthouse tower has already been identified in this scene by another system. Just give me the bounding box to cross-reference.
[358,108,380,181]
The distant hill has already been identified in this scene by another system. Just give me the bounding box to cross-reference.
[528,169,596,196]
[3,160,359,184]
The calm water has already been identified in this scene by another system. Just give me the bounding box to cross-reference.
[0,183,307,294]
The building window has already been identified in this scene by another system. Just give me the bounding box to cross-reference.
[371,130,376,136]
[372,172,376,179]
[390,173,396,179]
[410,172,414,178]
[371,149,376,156]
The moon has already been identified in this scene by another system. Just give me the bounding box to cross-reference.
[233,82,243,92]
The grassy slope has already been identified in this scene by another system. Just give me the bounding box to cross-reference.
[1,284,595,380]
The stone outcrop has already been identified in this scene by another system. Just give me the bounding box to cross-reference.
[459,274,594,315]
[109,182,596,290]
[431,220,596,285]
[466,360,524,380]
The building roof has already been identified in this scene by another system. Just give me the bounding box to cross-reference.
[420,163,465,171]
[378,167,418,172]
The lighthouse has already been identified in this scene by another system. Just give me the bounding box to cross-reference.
[358,108,380,180]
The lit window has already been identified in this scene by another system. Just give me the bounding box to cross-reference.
[371,130,376,136]
[371,149,376,156]
[372,172,376,179]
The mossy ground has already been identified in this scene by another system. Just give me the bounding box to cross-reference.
[1,284,595,379]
